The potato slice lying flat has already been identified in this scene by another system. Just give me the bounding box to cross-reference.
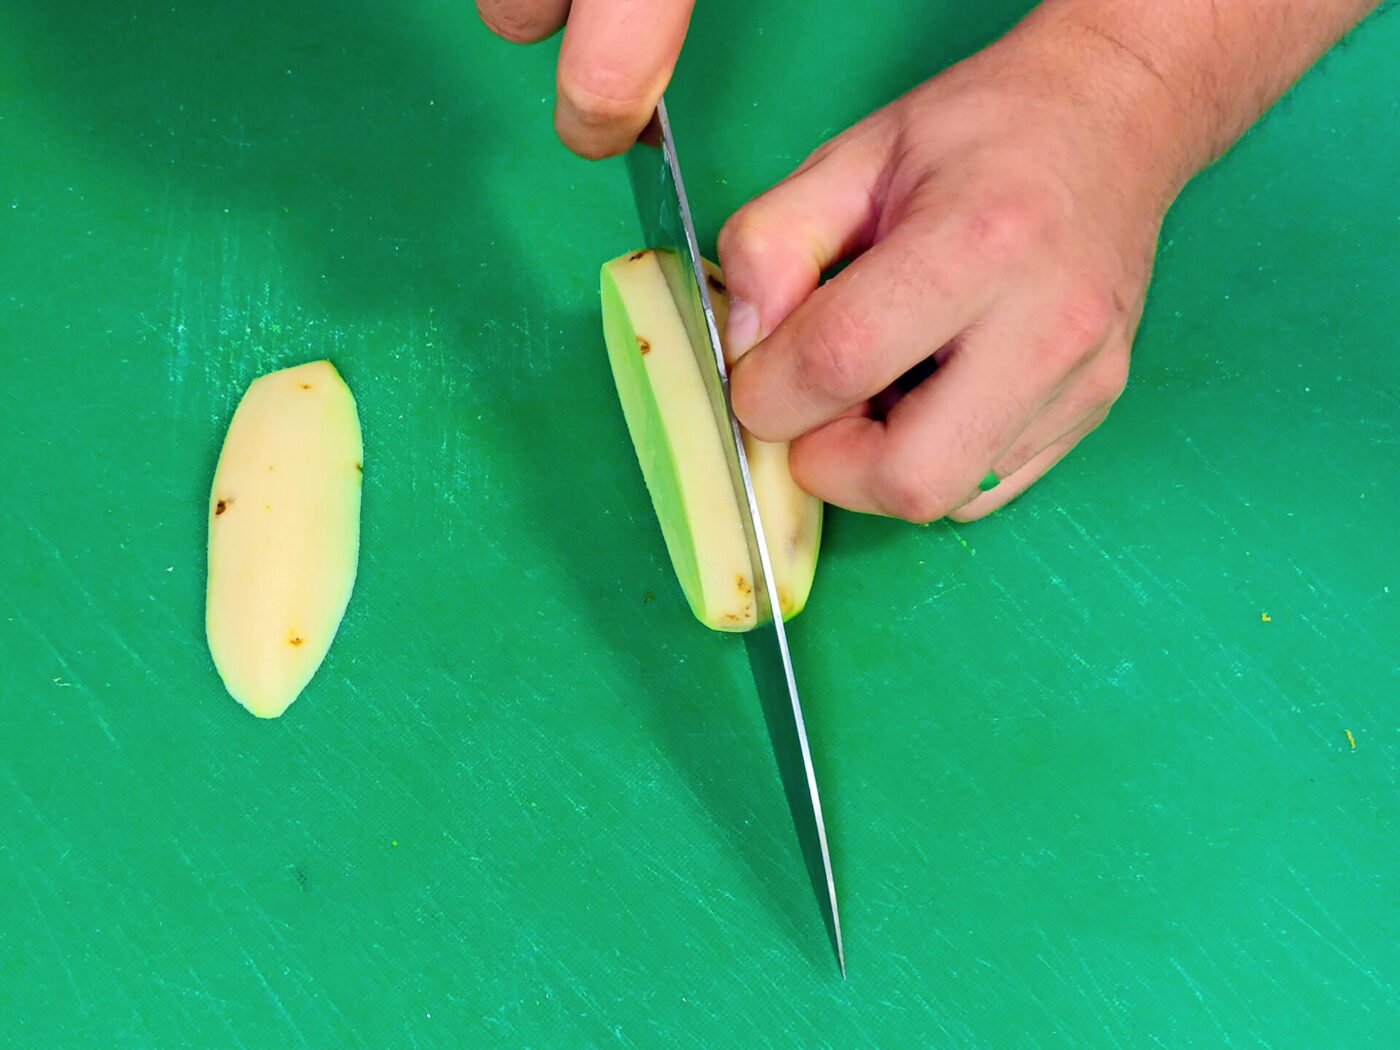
[600,249,822,631]
[206,360,362,718]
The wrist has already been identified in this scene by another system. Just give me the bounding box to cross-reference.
[1017,0,1382,194]
[998,5,1205,206]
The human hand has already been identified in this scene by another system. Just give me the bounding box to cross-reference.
[720,13,1191,523]
[476,0,695,158]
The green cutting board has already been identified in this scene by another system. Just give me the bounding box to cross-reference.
[3,1,1397,1046]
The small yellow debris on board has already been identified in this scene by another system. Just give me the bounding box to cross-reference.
[205,360,362,718]
[1345,729,1356,750]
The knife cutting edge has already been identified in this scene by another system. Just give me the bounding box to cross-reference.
[625,97,845,977]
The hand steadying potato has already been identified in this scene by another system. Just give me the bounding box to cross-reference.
[481,0,1381,522]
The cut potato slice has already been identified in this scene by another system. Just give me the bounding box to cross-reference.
[600,249,822,631]
[707,260,824,622]
[206,360,362,718]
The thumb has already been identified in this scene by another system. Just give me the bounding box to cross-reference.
[716,122,890,361]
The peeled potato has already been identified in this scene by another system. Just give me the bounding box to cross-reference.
[599,249,822,631]
[206,360,362,718]
[707,260,824,622]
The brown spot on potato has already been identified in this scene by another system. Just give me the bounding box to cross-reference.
[355,461,362,472]
[288,633,305,647]
[627,250,646,261]
[299,383,313,390]
[736,574,751,595]
[723,612,743,623]
[636,335,651,355]
[707,273,726,295]
[215,498,230,516]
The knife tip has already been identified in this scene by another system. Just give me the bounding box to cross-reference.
[833,919,846,979]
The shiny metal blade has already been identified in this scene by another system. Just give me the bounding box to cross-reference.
[625,98,844,976]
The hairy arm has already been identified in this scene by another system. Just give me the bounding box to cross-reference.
[1034,0,1382,182]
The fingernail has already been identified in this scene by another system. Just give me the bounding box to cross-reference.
[724,297,760,361]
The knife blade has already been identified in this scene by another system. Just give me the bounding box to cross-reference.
[625,97,844,976]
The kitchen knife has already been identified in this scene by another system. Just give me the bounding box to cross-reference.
[625,97,844,976]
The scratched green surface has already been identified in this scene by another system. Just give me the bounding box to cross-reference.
[2,1,1397,1046]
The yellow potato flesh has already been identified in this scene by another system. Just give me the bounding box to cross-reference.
[205,360,362,717]
[707,260,823,620]
[600,250,822,630]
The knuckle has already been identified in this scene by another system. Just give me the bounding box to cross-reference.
[873,467,953,524]
[557,68,653,129]
[1041,286,1117,372]
[556,124,622,160]
[796,307,876,403]
[792,134,844,175]
[785,435,823,494]
[958,189,1051,265]
[476,2,558,44]
[717,210,769,269]
[728,366,765,435]
[1085,350,1130,405]
[1037,333,1084,376]
[1059,285,1118,349]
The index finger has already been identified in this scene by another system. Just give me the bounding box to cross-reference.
[730,221,994,444]
[555,0,695,158]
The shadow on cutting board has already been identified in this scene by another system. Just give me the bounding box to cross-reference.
[5,0,513,324]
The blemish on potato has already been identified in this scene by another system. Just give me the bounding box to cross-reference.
[215,498,231,516]
[299,382,313,390]
[599,250,822,634]
[288,633,305,647]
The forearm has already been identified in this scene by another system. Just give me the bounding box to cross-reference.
[1006,0,1382,194]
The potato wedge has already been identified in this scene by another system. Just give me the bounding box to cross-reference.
[206,360,362,717]
[600,249,822,631]
[706,260,824,623]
